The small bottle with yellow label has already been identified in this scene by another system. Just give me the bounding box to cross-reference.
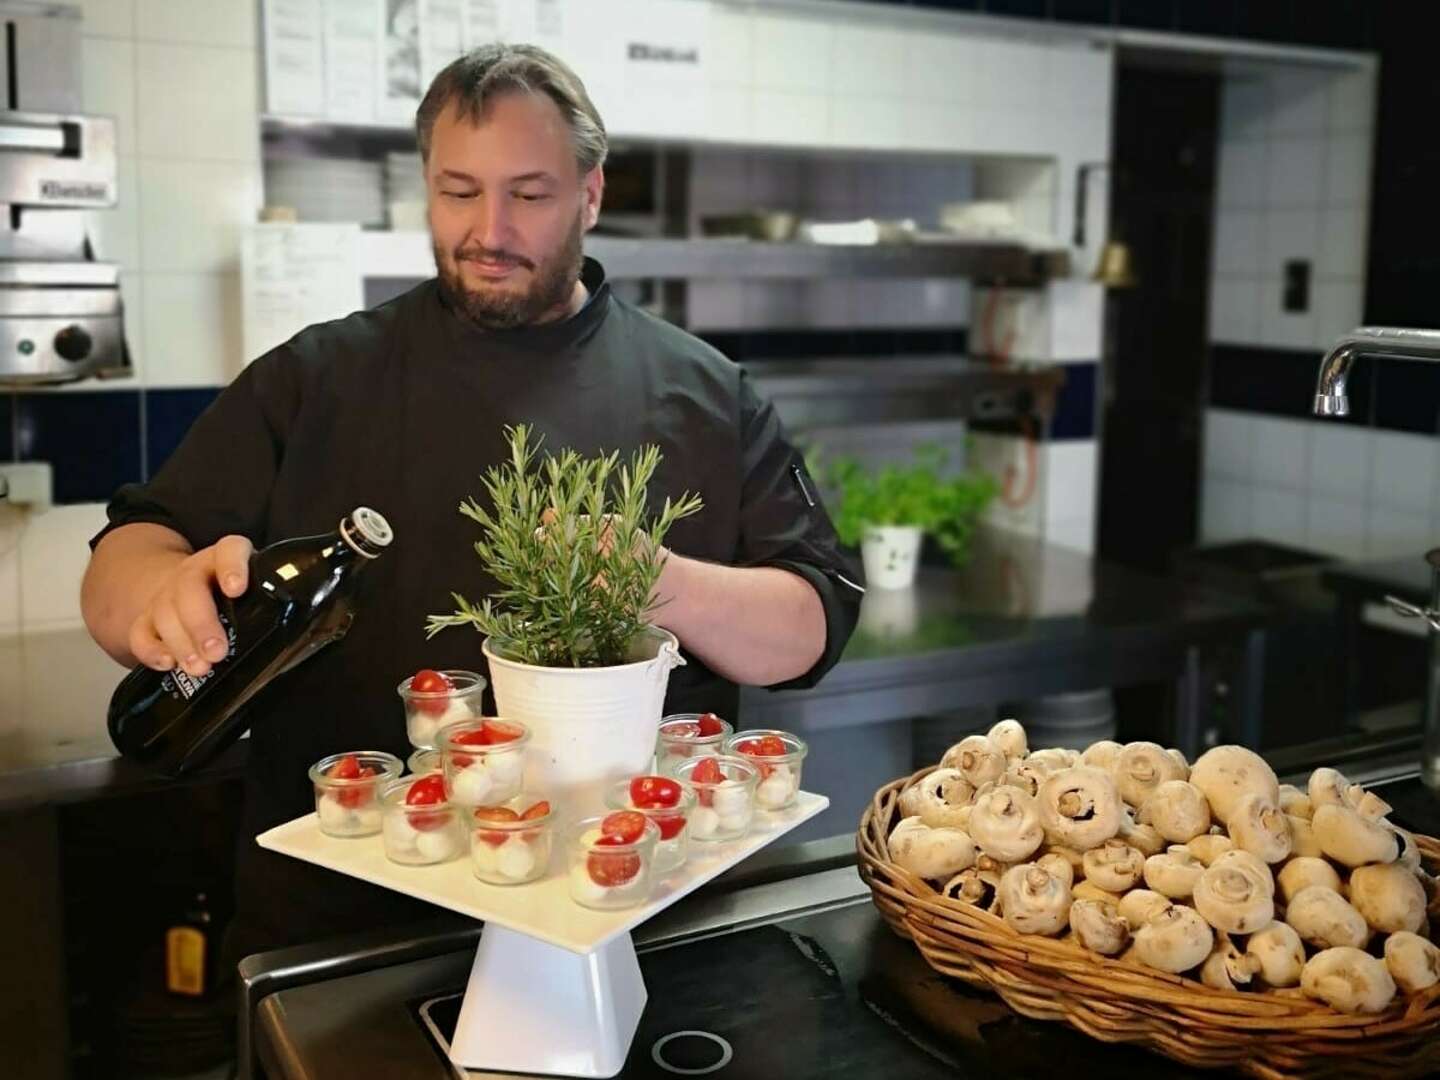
[165,891,214,998]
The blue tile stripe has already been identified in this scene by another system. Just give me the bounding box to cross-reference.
[0,387,221,506]
[1051,361,1098,441]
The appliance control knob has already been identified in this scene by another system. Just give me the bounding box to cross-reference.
[54,325,93,363]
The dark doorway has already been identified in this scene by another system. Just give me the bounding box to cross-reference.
[1097,60,1220,573]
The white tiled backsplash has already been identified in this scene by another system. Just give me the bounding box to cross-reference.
[1201,409,1440,561]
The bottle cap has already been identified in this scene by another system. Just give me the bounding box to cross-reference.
[344,507,393,557]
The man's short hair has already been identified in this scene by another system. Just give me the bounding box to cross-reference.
[416,42,608,173]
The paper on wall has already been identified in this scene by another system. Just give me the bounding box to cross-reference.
[421,0,465,86]
[263,0,325,116]
[378,0,423,124]
[323,0,382,123]
[241,224,364,363]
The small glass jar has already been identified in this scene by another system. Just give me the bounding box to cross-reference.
[439,717,530,807]
[469,797,554,886]
[308,751,403,838]
[605,778,697,875]
[566,815,660,911]
[723,730,808,811]
[655,713,734,776]
[670,755,759,842]
[406,748,441,775]
[380,776,463,865]
[396,669,487,749]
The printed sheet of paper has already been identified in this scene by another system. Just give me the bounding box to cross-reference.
[241,224,364,363]
[263,0,325,116]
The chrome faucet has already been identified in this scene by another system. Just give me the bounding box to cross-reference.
[1313,326,1440,787]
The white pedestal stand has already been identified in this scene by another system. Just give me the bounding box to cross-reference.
[257,792,828,1079]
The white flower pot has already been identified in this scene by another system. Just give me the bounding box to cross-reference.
[861,525,924,590]
[483,627,685,815]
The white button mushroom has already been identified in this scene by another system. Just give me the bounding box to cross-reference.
[1383,931,1440,993]
[1028,747,1081,772]
[1079,740,1123,774]
[1312,803,1399,868]
[1188,745,1280,828]
[1117,889,1173,929]
[1001,760,1050,798]
[1113,741,1189,808]
[1347,862,1427,934]
[1277,783,1313,820]
[1186,833,1236,866]
[1392,826,1422,873]
[1193,856,1275,935]
[1116,812,1167,856]
[911,768,977,831]
[1201,932,1259,991]
[1300,947,1397,1014]
[1131,905,1213,974]
[1072,880,1124,906]
[1286,813,1324,858]
[942,867,1000,912]
[1143,846,1206,900]
[1038,766,1124,851]
[987,719,1029,761]
[997,862,1073,936]
[1227,793,1293,864]
[1138,780,1212,843]
[968,786,1045,863]
[1069,899,1129,955]
[1285,885,1370,949]
[941,735,1008,789]
[1036,851,1076,889]
[1245,921,1305,987]
[1307,767,1351,811]
[1276,857,1344,906]
[1082,838,1146,893]
[887,816,978,881]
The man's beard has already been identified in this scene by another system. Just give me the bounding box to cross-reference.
[435,214,584,331]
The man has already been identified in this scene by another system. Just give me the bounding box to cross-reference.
[81,44,861,958]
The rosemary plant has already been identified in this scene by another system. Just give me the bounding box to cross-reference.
[426,424,703,668]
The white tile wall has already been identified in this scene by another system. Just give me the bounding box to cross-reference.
[135,42,261,161]
[140,273,246,387]
[16,505,111,632]
[1201,412,1440,561]
[77,0,135,39]
[137,159,262,273]
[135,0,257,47]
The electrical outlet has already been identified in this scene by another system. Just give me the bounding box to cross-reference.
[1284,259,1311,313]
[0,462,53,510]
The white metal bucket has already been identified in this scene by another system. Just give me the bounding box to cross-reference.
[861,524,924,589]
[483,627,685,815]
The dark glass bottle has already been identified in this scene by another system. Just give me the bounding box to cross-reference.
[108,507,394,776]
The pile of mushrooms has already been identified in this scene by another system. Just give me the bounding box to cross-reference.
[887,722,1440,1015]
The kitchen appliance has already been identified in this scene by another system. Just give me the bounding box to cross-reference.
[0,1,128,385]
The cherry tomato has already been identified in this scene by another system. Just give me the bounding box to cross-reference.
[474,805,520,846]
[410,669,454,716]
[328,754,361,780]
[629,776,682,809]
[691,757,723,785]
[404,773,448,829]
[697,713,726,736]
[332,762,377,808]
[520,800,551,820]
[690,756,723,807]
[599,810,647,845]
[481,718,524,744]
[587,840,641,887]
[654,815,686,841]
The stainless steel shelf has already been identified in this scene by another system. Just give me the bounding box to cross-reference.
[586,236,1069,283]
[357,231,1070,286]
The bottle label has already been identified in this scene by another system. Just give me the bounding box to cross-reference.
[165,926,206,996]
[165,611,238,701]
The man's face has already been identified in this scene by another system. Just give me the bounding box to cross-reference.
[426,92,603,329]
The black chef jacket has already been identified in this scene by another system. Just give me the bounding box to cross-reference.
[92,258,862,958]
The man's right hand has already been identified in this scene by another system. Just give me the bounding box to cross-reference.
[127,535,253,676]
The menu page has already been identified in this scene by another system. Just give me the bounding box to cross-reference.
[263,0,325,116]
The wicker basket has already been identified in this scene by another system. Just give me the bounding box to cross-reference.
[858,768,1440,1080]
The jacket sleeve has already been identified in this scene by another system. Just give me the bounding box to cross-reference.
[733,368,864,689]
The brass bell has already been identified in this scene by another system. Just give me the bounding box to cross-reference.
[1092,241,1138,288]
